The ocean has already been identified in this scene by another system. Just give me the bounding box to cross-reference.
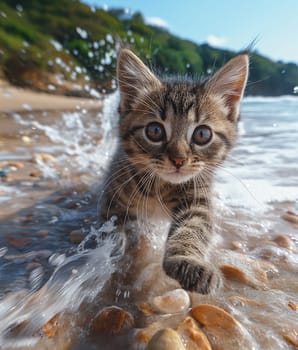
[0,94,297,349]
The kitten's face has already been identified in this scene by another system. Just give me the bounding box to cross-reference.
[117,49,248,185]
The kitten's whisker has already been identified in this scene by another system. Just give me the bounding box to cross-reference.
[155,178,172,220]
[103,162,150,220]
[97,159,146,217]
[143,172,156,235]
[212,164,262,206]
[225,153,246,166]
[123,168,150,226]
[134,171,154,236]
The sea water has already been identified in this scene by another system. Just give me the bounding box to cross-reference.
[0,94,297,349]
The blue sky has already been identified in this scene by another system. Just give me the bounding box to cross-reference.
[83,0,298,64]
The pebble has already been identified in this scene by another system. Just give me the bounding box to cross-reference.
[30,171,42,177]
[33,153,57,164]
[21,135,32,144]
[228,295,264,307]
[69,230,86,244]
[283,329,298,347]
[136,330,153,345]
[220,265,262,287]
[54,195,67,203]
[136,322,161,345]
[6,237,32,248]
[231,240,247,252]
[191,304,252,349]
[218,250,278,288]
[8,161,24,169]
[191,304,242,331]
[282,210,298,224]
[66,202,81,209]
[0,169,9,178]
[176,316,212,350]
[151,289,190,314]
[274,235,297,252]
[138,302,155,316]
[37,229,49,238]
[92,306,134,335]
[145,328,185,350]
[288,301,298,311]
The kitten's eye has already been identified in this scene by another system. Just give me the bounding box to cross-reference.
[192,125,212,146]
[145,122,165,142]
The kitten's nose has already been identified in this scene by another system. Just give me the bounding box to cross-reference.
[170,155,186,169]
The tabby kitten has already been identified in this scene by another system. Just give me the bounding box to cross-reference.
[100,49,248,294]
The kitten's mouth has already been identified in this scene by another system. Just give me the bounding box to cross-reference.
[158,168,198,184]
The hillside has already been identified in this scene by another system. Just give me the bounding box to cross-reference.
[0,0,297,96]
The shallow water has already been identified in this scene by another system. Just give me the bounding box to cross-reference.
[0,94,297,349]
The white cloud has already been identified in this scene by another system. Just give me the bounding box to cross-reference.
[145,17,169,29]
[207,35,228,48]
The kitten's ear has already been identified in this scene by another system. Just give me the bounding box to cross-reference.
[206,54,249,118]
[117,49,161,110]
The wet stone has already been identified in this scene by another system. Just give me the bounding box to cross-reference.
[54,195,67,203]
[191,304,242,331]
[220,264,262,287]
[191,304,252,349]
[69,230,86,244]
[6,236,32,248]
[135,321,162,346]
[8,161,24,169]
[218,250,278,288]
[37,229,49,237]
[176,316,212,350]
[138,302,155,316]
[274,235,297,252]
[33,153,57,164]
[92,306,134,335]
[29,171,42,177]
[288,301,298,311]
[66,202,81,209]
[21,135,32,144]
[145,328,185,350]
[228,295,264,307]
[0,169,9,177]
[283,329,298,347]
[151,288,190,314]
[282,211,298,224]
[231,240,247,252]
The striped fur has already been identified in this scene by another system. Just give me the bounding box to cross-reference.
[100,49,248,294]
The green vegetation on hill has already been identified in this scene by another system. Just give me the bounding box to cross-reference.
[0,0,297,96]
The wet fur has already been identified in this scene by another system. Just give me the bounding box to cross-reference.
[100,49,248,294]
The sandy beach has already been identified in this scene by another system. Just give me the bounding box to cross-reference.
[0,79,102,113]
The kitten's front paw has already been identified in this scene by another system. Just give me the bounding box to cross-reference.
[163,257,222,294]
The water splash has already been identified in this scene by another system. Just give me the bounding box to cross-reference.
[0,218,124,348]
[13,92,119,178]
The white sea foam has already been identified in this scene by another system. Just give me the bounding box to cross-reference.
[243,95,298,103]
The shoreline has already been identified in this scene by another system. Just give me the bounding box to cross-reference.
[0,79,102,113]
